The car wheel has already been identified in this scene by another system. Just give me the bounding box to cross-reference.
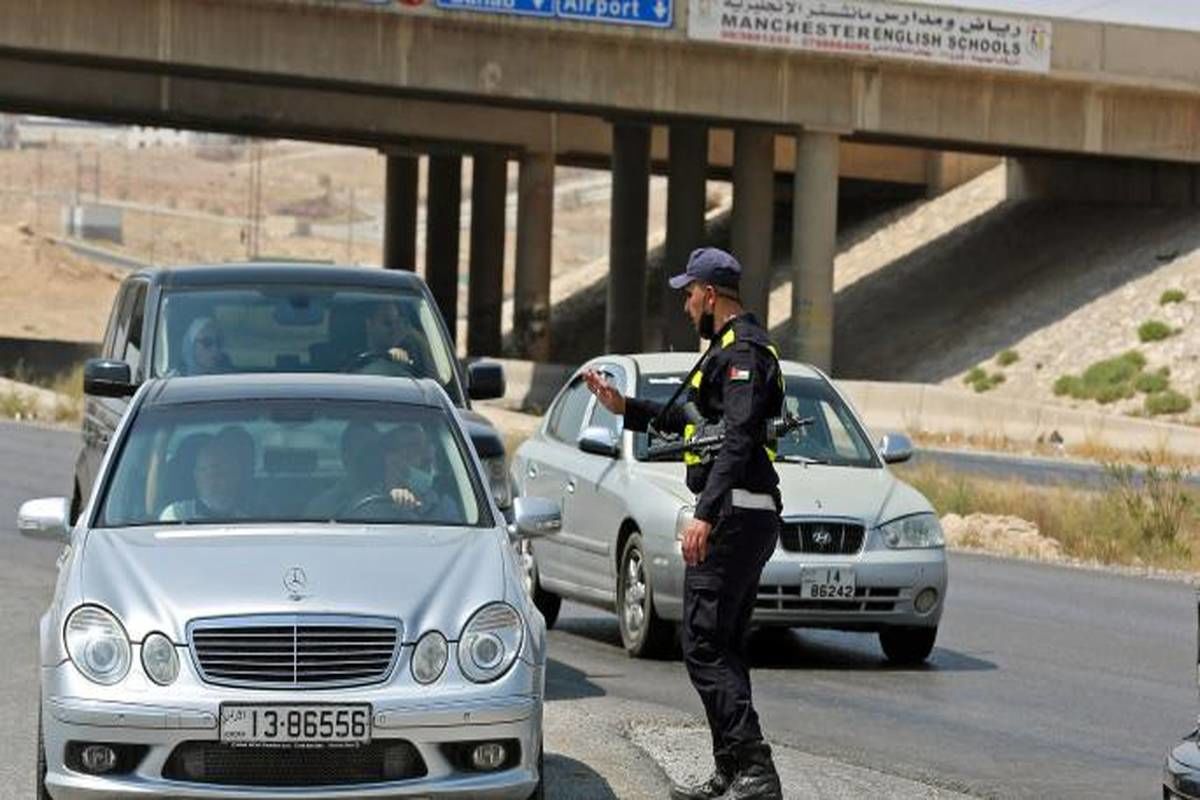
[617,532,674,659]
[519,540,561,629]
[526,739,545,800]
[37,702,50,800]
[879,626,938,664]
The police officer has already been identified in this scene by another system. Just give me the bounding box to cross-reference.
[583,247,784,800]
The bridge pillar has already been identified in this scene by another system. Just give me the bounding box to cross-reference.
[663,123,708,351]
[732,126,776,323]
[383,153,419,271]
[790,130,839,372]
[514,150,555,361]
[607,121,651,354]
[468,151,508,358]
[425,153,462,342]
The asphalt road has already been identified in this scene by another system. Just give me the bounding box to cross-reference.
[912,447,1200,491]
[2,420,1196,799]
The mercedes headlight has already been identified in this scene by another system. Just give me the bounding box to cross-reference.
[64,606,131,685]
[880,513,945,549]
[483,456,512,509]
[411,631,449,685]
[458,603,523,683]
[141,632,179,686]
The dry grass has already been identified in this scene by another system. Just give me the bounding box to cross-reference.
[0,362,84,424]
[908,429,1198,471]
[894,462,1200,572]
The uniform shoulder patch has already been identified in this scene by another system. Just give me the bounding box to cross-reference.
[728,365,751,382]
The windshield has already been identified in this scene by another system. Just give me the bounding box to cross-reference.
[634,373,880,468]
[152,286,463,404]
[96,400,489,528]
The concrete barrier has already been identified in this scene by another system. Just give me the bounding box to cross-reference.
[0,336,99,382]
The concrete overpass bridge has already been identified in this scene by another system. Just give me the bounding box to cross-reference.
[3,0,1200,370]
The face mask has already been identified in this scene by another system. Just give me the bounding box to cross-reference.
[407,466,434,495]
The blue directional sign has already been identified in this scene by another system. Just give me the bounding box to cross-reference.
[555,0,672,27]
[436,0,553,18]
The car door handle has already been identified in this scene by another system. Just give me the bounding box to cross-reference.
[565,480,576,494]
[527,463,539,479]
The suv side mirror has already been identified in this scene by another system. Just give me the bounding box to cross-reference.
[878,432,914,464]
[466,361,506,401]
[578,426,621,458]
[509,496,561,540]
[17,497,71,542]
[83,359,136,398]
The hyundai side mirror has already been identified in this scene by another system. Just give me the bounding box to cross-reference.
[466,360,506,401]
[509,496,561,540]
[83,359,136,398]
[17,497,71,543]
[578,426,621,458]
[878,432,914,464]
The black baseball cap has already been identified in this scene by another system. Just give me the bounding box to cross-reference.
[668,247,742,290]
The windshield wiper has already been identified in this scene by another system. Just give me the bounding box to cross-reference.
[776,455,829,465]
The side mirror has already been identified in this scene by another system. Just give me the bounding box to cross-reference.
[878,432,914,464]
[578,426,621,458]
[508,496,561,540]
[466,360,506,401]
[83,359,135,398]
[17,497,71,542]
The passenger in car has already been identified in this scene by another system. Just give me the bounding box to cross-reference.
[179,316,232,376]
[381,423,454,521]
[159,426,254,522]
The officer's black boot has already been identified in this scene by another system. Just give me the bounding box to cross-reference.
[669,754,737,800]
[721,743,782,800]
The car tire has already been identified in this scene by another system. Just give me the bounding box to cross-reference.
[519,540,562,630]
[879,626,938,664]
[37,702,50,800]
[617,532,675,659]
[526,738,545,800]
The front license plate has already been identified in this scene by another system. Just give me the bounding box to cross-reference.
[800,567,856,600]
[220,704,372,746]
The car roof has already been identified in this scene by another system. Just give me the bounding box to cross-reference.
[129,262,429,291]
[141,373,445,408]
[616,352,825,380]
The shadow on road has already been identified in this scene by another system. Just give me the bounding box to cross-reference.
[544,751,620,799]
[545,658,608,702]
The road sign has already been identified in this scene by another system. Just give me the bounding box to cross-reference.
[436,0,554,18]
[556,0,672,27]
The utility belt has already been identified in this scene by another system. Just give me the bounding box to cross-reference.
[709,488,776,512]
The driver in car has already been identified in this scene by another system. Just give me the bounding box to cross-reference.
[159,427,254,522]
[355,301,433,377]
[381,423,454,521]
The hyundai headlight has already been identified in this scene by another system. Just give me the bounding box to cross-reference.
[458,603,523,683]
[65,606,131,685]
[411,630,449,685]
[140,631,179,686]
[880,513,945,549]
[483,456,512,509]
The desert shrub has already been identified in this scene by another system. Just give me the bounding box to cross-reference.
[1138,320,1174,343]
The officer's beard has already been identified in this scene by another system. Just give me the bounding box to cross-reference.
[697,309,716,340]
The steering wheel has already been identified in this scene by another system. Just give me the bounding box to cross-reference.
[342,351,417,377]
[341,492,398,518]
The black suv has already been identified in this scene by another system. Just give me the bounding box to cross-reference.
[74,262,508,520]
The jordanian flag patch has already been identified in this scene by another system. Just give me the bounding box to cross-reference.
[729,366,751,382]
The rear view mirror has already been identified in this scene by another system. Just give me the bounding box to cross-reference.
[83,359,135,398]
[466,361,505,401]
[509,496,561,540]
[578,426,621,458]
[878,432,914,464]
[17,497,71,542]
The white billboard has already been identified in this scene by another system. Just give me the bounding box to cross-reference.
[687,0,1052,74]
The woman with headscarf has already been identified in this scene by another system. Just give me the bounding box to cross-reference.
[179,316,231,376]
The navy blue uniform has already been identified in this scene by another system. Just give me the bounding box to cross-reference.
[624,312,784,767]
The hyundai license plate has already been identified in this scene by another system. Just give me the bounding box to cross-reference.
[800,567,856,600]
[220,704,371,745]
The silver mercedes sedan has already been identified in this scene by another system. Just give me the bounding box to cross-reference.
[511,353,947,663]
[19,373,559,799]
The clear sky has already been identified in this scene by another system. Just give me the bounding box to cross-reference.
[892,0,1200,32]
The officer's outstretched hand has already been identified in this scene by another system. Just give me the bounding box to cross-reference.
[582,369,625,415]
[681,517,713,566]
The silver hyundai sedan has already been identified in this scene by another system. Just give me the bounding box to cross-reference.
[512,353,947,663]
[19,373,559,799]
